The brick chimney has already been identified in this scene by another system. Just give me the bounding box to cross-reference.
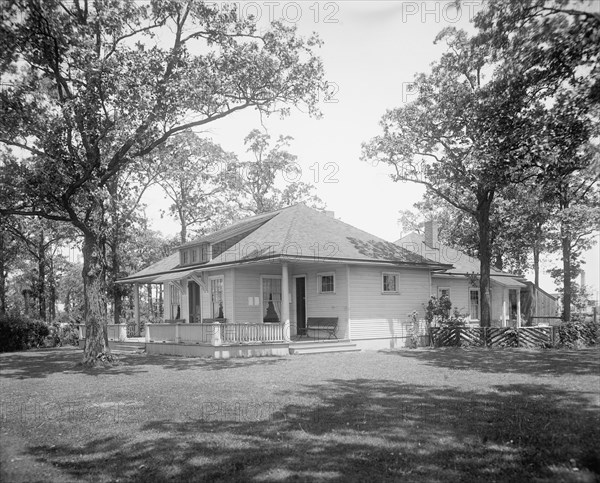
[424,221,438,248]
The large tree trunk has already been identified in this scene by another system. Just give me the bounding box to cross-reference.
[48,256,56,321]
[560,188,571,323]
[0,230,6,316]
[561,231,572,323]
[108,177,123,326]
[23,290,30,316]
[81,231,112,365]
[179,206,187,244]
[532,236,540,320]
[476,191,494,328]
[111,246,122,325]
[37,230,46,320]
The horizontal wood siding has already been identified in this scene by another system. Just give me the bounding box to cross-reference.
[431,276,470,315]
[432,276,516,325]
[537,291,558,317]
[349,266,430,340]
[233,265,281,323]
[293,263,349,339]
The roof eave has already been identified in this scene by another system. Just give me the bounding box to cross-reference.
[201,254,452,270]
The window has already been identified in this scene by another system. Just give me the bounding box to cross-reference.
[261,276,282,323]
[170,283,181,319]
[469,289,480,321]
[318,273,335,293]
[200,245,209,262]
[382,273,399,293]
[191,248,197,263]
[182,250,188,265]
[438,287,450,299]
[210,277,224,318]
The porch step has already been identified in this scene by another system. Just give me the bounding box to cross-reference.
[109,341,146,353]
[289,340,361,355]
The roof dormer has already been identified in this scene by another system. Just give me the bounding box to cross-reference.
[180,242,210,267]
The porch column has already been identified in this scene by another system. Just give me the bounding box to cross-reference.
[502,289,507,327]
[517,289,522,327]
[134,283,140,336]
[281,262,291,341]
[181,280,190,323]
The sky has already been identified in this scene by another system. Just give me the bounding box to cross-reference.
[141,1,600,297]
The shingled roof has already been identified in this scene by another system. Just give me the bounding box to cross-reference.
[120,204,451,283]
[119,252,180,283]
[204,203,449,268]
[396,231,525,286]
[180,210,280,247]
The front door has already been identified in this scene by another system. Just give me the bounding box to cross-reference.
[296,277,306,334]
[188,281,201,323]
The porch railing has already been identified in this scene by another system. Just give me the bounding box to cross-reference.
[77,324,127,342]
[146,322,287,346]
[221,322,286,344]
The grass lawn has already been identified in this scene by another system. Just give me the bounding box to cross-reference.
[1,346,599,482]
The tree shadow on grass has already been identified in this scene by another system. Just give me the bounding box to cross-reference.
[0,348,288,379]
[0,348,83,379]
[384,347,600,377]
[24,379,600,482]
[134,353,288,373]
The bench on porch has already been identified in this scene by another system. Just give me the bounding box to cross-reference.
[299,317,339,339]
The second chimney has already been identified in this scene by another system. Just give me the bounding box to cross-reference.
[424,221,439,248]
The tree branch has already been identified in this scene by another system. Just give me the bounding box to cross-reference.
[391,162,477,216]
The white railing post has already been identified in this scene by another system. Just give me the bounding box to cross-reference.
[134,283,140,337]
[145,324,151,343]
[211,322,222,346]
[119,324,127,341]
[175,323,181,343]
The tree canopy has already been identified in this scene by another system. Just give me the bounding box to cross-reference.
[0,0,326,364]
[364,0,599,325]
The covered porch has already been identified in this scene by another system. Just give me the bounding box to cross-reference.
[491,275,526,328]
[113,258,353,357]
[77,321,356,359]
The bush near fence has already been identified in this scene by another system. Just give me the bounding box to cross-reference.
[430,320,598,349]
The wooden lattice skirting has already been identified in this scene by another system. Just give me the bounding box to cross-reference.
[430,327,556,348]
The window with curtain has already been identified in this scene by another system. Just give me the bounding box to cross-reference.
[262,277,282,323]
[382,273,399,293]
[210,277,224,318]
[318,273,335,293]
[170,283,181,319]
